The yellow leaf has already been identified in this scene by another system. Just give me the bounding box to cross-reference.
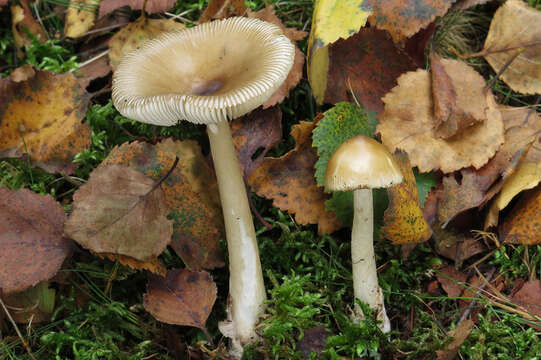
[64,0,101,39]
[307,0,371,104]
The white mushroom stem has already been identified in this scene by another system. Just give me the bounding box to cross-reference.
[207,120,266,356]
[351,189,391,333]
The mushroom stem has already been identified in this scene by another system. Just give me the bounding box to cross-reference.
[207,120,266,355]
[351,189,391,333]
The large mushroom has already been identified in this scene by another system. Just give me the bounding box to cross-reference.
[325,135,403,332]
[112,17,295,356]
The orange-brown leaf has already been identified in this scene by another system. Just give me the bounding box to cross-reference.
[198,0,246,23]
[143,268,217,328]
[0,71,91,174]
[0,187,72,294]
[96,253,166,276]
[247,121,342,234]
[500,185,541,245]
[382,151,432,244]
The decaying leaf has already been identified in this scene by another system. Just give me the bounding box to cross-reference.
[98,0,177,19]
[1,282,56,323]
[248,121,342,234]
[436,266,468,298]
[366,0,456,43]
[377,69,504,173]
[438,105,541,225]
[324,28,417,114]
[482,0,541,94]
[198,0,246,23]
[231,106,282,177]
[511,280,541,329]
[500,185,541,245]
[382,151,432,244]
[0,187,72,294]
[96,253,166,276]
[11,1,47,57]
[9,64,35,82]
[65,164,173,260]
[75,55,112,90]
[432,226,485,267]
[431,55,485,139]
[248,5,307,108]
[64,0,101,38]
[307,0,372,103]
[0,71,91,174]
[143,268,217,328]
[296,326,331,358]
[108,16,185,70]
[103,140,225,270]
[435,319,474,360]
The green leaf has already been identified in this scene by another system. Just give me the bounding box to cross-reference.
[413,169,436,208]
[312,102,375,187]
[325,191,354,227]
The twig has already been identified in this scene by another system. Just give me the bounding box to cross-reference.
[458,267,495,325]
[70,50,110,73]
[246,180,273,230]
[0,296,37,360]
[484,49,523,91]
[149,156,179,194]
[456,40,541,59]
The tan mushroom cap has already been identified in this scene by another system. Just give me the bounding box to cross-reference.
[325,135,403,191]
[112,17,295,126]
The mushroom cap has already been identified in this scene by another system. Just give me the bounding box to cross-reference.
[112,17,295,126]
[325,135,403,191]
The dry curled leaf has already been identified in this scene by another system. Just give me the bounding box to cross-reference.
[231,106,283,177]
[377,69,504,173]
[248,121,342,234]
[482,0,541,94]
[500,185,541,245]
[103,140,224,270]
[0,71,91,174]
[382,151,432,244]
[0,187,72,294]
[325,28,417,114]
[198,0,246,23]
[143,268,217,328]
[99,0,177,19]
[65,164,173,260]
[248,5,307,108]
[108,16,185,70]
[366,0,455,43]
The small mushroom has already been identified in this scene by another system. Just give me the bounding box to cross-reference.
[325,135,403,332]
[112,17,295,357]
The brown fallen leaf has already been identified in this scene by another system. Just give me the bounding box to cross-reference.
[482,0,541,94]
[248,121,342,235]
[98,0,177,19]
[452,0,494,11]
[511,280,541,330]
[324,28,417,114]
[9,64,35,82]
[248,5,307,108]
[296,326,331,359]
[143,268,217,328]
[198,0,246,23]
[0,71,91,174]
[11,1,47,57]
[366,0,455,43]
[435,319,474,360]
[103,140,225,270]
[64,0,100,38]
[64,164,173,261]
[0,187,72,294]
[377,69,504,173]
[96,253,166,276]
[431,56,485,139]
[436,266,468,298]
[382,151,432,244]
[231,106,282,177]
[500,185,541,245]
[75,55,111,90]
[432,227,485,267]
[108,16,185,70]
[405,23,437,68]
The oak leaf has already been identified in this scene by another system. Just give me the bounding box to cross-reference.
[143,268,217,328]
[0,187,72,294]
[325,28,417,114]
[198,0,246,23]
[99,0,177,19]
[500,185,541,245]
[64,164,173,260]
[377,69,504,173]
[482,0,541,94]
[0,71,91,174]
[366,0,455,43]
[248,121,342,234]
[103,140,225,270]
[382,151,432,244]
[108,16,185,70]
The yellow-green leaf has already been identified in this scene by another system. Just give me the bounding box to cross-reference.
[307,0,371,104]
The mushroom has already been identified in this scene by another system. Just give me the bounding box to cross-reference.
[324,135,403,332]
[112,17,295,356]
